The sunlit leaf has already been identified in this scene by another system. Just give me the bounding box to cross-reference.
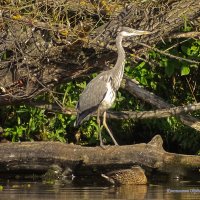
[181,65,190,76]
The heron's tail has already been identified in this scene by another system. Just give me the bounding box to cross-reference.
[74,111,89,127]
[74,114,83,127]
[74,107,97,127]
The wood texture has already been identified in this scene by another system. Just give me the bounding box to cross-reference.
[0,135,200,179]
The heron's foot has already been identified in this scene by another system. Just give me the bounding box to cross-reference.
[100,142,106,150]
[98,125,119,148]
[100,143,118,149]
[100,139,119,148]
[109,135,119,146]
[113,138,119,146]
[111,136,119,146]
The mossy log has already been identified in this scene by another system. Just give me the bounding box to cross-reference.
[0,135,200,180]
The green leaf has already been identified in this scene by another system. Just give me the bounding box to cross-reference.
[137,61,146,69]
[165,64,175,77]
[181,65,190,76]
[140,76,148,86]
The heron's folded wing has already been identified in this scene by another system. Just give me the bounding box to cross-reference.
[77,73,110,113]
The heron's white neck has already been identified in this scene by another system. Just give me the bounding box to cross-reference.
[115,35,125,68]
[111,35,126,90]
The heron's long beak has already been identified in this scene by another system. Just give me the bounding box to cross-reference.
[132,30,152,36]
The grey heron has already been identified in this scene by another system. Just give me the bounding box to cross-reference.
[75,27,151,146]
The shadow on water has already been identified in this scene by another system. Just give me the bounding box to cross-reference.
[0,179,200,200]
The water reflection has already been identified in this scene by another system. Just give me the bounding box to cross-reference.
[110,185,147,199]
[0,181,200,200]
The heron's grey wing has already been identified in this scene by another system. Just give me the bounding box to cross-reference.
[75,72,111,126]
[78,72,110,113]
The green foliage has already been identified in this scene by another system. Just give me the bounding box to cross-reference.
[3,106,47,142]
[1,30,200,154]
[60,82,83,107]
[123,37,200,153]
[1,0,199,155]
[79,118,100,145]
[47,113,67,142]
[1,106,72,142]
[125,60,158,90]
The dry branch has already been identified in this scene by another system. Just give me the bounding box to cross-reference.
[108,102,200,120]
[171,31,200,38]
[90,0,200,47]
[28,99,200,121]
[123,78,200,131]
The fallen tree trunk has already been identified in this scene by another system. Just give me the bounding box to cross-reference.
[0,135,199,180]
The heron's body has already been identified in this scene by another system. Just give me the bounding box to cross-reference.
[75,27,151,146]
[76,35,125,125]
[76,72,114,125]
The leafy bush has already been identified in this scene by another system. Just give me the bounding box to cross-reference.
[0,28,200,154]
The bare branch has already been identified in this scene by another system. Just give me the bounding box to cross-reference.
[28,99,200,122]
[122,78,200,131]
[107,103,200,120]
[171,32,200,38]
[137,42,200,65]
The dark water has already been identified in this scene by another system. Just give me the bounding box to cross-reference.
[0,180,200,200]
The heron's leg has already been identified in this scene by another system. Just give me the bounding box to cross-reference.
[97,109,104,147]
[103,111,119,146]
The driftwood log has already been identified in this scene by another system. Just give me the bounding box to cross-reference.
[0,135,200,181]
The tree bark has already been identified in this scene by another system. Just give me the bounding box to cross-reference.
[0,135,200,180]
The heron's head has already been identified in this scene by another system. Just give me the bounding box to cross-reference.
[118,27,151,37]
